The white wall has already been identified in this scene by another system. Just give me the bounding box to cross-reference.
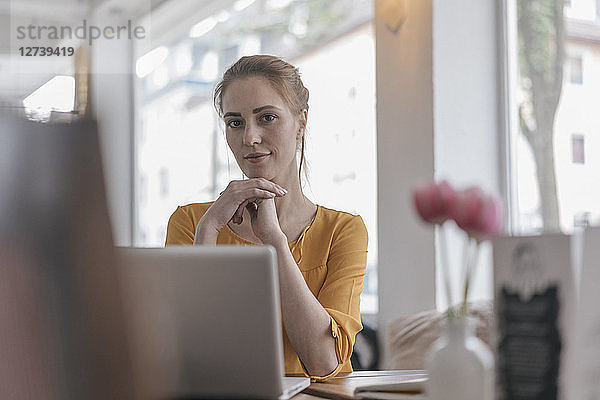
[375,0,502,367]
[433,0,502,309]
[375,0,436,368]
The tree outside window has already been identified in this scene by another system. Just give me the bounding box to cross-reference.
[513,0,600,233]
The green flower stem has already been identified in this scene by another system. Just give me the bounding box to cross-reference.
[456,234,470,317]
[461,237,481,317]
[439,222,453,308]
[445,231,484,320]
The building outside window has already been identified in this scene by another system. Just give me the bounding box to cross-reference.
[509,0,600,234]
[571,134,585,164]
[568,55,583,84]
[565,0,596,19]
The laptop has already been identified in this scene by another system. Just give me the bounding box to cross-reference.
[116,245,310,400]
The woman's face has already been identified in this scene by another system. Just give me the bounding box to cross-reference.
[221,76,302,182]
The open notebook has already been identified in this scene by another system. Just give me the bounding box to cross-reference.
[354,375,427,400]
[305,370,427,400]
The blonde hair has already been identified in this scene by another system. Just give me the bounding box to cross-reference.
[214,55,309,186]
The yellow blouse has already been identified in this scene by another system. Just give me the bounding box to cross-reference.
[165,202,368,381]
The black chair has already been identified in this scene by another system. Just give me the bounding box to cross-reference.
[350,318,379,370]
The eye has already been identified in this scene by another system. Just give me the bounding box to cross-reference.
[226,119,244,128]
[260,113,277,123]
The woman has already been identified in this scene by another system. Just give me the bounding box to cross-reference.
[165,55,368,381]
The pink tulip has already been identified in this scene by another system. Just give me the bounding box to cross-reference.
[450,187,504,239]
[480,197,504,236]
[450,186,485,230]
[413,182,505,312]
[413,181,457,224]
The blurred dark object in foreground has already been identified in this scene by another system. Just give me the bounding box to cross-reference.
[0,113,136,399]
[351,317,379,370]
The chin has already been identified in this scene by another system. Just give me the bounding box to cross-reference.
[243,170,274,180]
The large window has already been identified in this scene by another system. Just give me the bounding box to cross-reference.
[508,0,600,234]
[134,0,378,313]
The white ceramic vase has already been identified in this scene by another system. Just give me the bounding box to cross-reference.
[426,317,495,400]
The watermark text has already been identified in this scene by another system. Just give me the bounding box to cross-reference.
[15,20,146,46]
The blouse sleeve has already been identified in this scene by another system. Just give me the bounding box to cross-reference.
[303,214,368,381]
[165,206,196,246]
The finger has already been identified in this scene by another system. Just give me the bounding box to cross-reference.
[234,201,247,223]
[247,188,277,200]
[246,178,287,196]
[233,200,249,224]
[224,179,285,200]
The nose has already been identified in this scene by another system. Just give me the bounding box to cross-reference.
[242,122,261,146]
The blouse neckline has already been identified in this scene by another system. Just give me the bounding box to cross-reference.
[224,204,320,246]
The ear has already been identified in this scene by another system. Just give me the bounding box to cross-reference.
[297,109,308,140]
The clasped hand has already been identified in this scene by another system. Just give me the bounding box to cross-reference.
[197,178,287,245]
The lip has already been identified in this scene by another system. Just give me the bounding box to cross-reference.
[244,152,271,159]
[244,152,271,164]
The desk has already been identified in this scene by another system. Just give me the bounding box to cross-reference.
[295,370,427,400]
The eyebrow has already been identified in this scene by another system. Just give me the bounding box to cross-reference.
[223,105,281,118]
[252,105,281,113]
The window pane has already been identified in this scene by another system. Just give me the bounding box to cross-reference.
[295,24,378,314]
[510,0,600,234]
[571,134,585,164]
[134,0,378,313]
[568,56,583,84]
